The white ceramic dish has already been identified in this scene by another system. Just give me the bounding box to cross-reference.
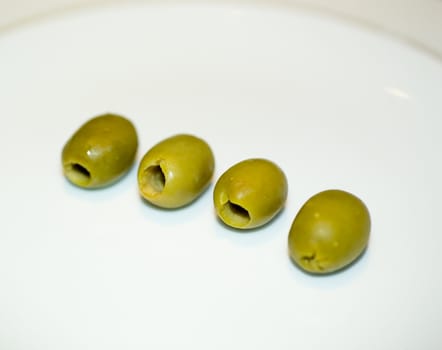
[0,2,441,349]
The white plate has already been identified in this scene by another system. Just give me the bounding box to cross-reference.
[0,2,441,349]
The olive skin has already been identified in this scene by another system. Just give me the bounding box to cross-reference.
[288,189,370,274]
[137,134,215,209]
[62,113,138,188]
[213,158,288,229]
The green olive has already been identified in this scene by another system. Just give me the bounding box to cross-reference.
[62,113,138,188]
[288,189,370,274]
[213,158,288,229]
[137,134,215,208]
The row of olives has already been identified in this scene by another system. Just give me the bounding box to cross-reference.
[61,113,371,274]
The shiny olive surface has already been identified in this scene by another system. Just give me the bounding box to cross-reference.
[137,134,215,208]
[213,158,288,229]
[62,113,138,188]
[288,189,370,274]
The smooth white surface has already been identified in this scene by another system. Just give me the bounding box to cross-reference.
[0,3,441,349]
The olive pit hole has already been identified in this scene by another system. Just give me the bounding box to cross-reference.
[301,252,316,262]
[221,201,251,227]
[143,165,166,194]
[65,163,91,185]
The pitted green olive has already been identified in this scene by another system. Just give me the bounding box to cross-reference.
[288,189,370,274]
[137,134,215,208]
[62,113,138,188]
[213,158,288,229]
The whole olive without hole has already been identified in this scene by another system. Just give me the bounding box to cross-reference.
[288,189,370,274]
[62,113,138,188]
[213,158,288,229]
[137,134,215,209]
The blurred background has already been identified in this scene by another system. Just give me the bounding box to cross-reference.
[1,0,442,58]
